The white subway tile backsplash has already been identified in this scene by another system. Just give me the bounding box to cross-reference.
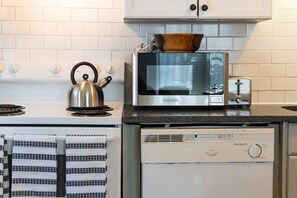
[272,51,297,64]
[44,8,70,21]
[57,22,84,35]
[232,64,259,76]
[207,38,233,50]
[114,0,123,9]
[16,35,43,49]
[99,9,123,22]
[227,51,246,64]
[72,36,98,49]
[251,91,258,104]
[285,24,297,36]
[271,9,288,22]
[1,21,29,35]
[99,37,125,50]
[125,36,145,51]
[0,7,15,20]
[112,51,133,63]
[16,7,43,21]
[85,23,112,36]
[219,24,246,37]
[84,50,112,63]
[44,36,71,49]
[251,77,271,90]
[112,23,140,36]
[2,0,29,6]
[286,37,297,49]
[165,24,192,33]
[86,0,112,8]
[71,9,98,22]
[139,24,165,37]
[285,91,297,103]
[58,0,85,8]
[286,64,297,76]
[30,22,57,35]
[273,23,289,36]
[260,37,286,50]
[259,64,285,76]
[58,50,84,62]
[30,49,57,61]
[287,10,297,22]
[275,0,297,9]
[192,24,218,36]
[30,0,58,7]
[233,37,260,50]
[246,23,273,37]
[0,35,15,48]
[3,49,29,61]
[272,78,297,90]
[258,91,285,104]
[245,51,271,63]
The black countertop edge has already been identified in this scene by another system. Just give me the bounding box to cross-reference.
[122,104,297,124]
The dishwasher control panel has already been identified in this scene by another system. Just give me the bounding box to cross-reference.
[141,127,274,163]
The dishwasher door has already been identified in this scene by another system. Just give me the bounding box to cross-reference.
[141,127,275,198]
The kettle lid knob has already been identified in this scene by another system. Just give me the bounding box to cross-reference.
[82,74,89,80]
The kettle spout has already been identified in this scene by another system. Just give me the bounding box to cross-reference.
[98,76,112,89]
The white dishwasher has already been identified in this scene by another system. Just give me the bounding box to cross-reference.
[141,127,274,198]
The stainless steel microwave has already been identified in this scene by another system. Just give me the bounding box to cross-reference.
[128,52,229,106]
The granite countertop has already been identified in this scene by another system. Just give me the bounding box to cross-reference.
[123,104,297,124]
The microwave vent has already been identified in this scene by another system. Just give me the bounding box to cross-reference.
[144,134,183,143]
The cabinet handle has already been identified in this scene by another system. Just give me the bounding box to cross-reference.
[190,4,197,11]
[201,4,208,11]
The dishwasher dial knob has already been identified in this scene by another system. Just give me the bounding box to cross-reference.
[248,144,262,158]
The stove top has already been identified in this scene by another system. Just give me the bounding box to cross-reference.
[0,102,123,125]
[0,104,25,116]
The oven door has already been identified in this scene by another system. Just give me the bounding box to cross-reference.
[0,126,121,198]
[132,52,228,106]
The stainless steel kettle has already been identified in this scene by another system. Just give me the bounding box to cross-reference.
[68,61,112,108]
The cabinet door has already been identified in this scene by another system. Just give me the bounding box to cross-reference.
[198,0,272,19]
[288,124,297,154]
[288,156,297,198]
[124,0,197,18]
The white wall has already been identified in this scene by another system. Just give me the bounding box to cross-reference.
[0,0,297,104]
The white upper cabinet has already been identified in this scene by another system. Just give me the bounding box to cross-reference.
[124,0,198,19]
[199,0,271,20]
[124,0,272,21]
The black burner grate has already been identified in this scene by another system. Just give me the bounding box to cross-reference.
[0,104,25,116]
[67,105,113,117]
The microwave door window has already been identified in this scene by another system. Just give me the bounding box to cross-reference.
[147,65,193,95]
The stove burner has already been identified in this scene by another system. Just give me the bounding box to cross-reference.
[67,105,113,117]
[0,104,25,109]
[71,110,111,117]
[67,105,113,112]
[0,104,25,116]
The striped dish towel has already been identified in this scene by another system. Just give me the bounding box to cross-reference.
[11,134,57,198]
[0,135,9,198]
[66,135,107,198]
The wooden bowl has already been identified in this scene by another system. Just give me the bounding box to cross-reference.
[154,33,204,52]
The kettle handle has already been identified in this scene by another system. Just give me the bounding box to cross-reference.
[70,61,98,85]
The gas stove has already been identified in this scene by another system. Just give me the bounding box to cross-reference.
[0,102,123,125]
